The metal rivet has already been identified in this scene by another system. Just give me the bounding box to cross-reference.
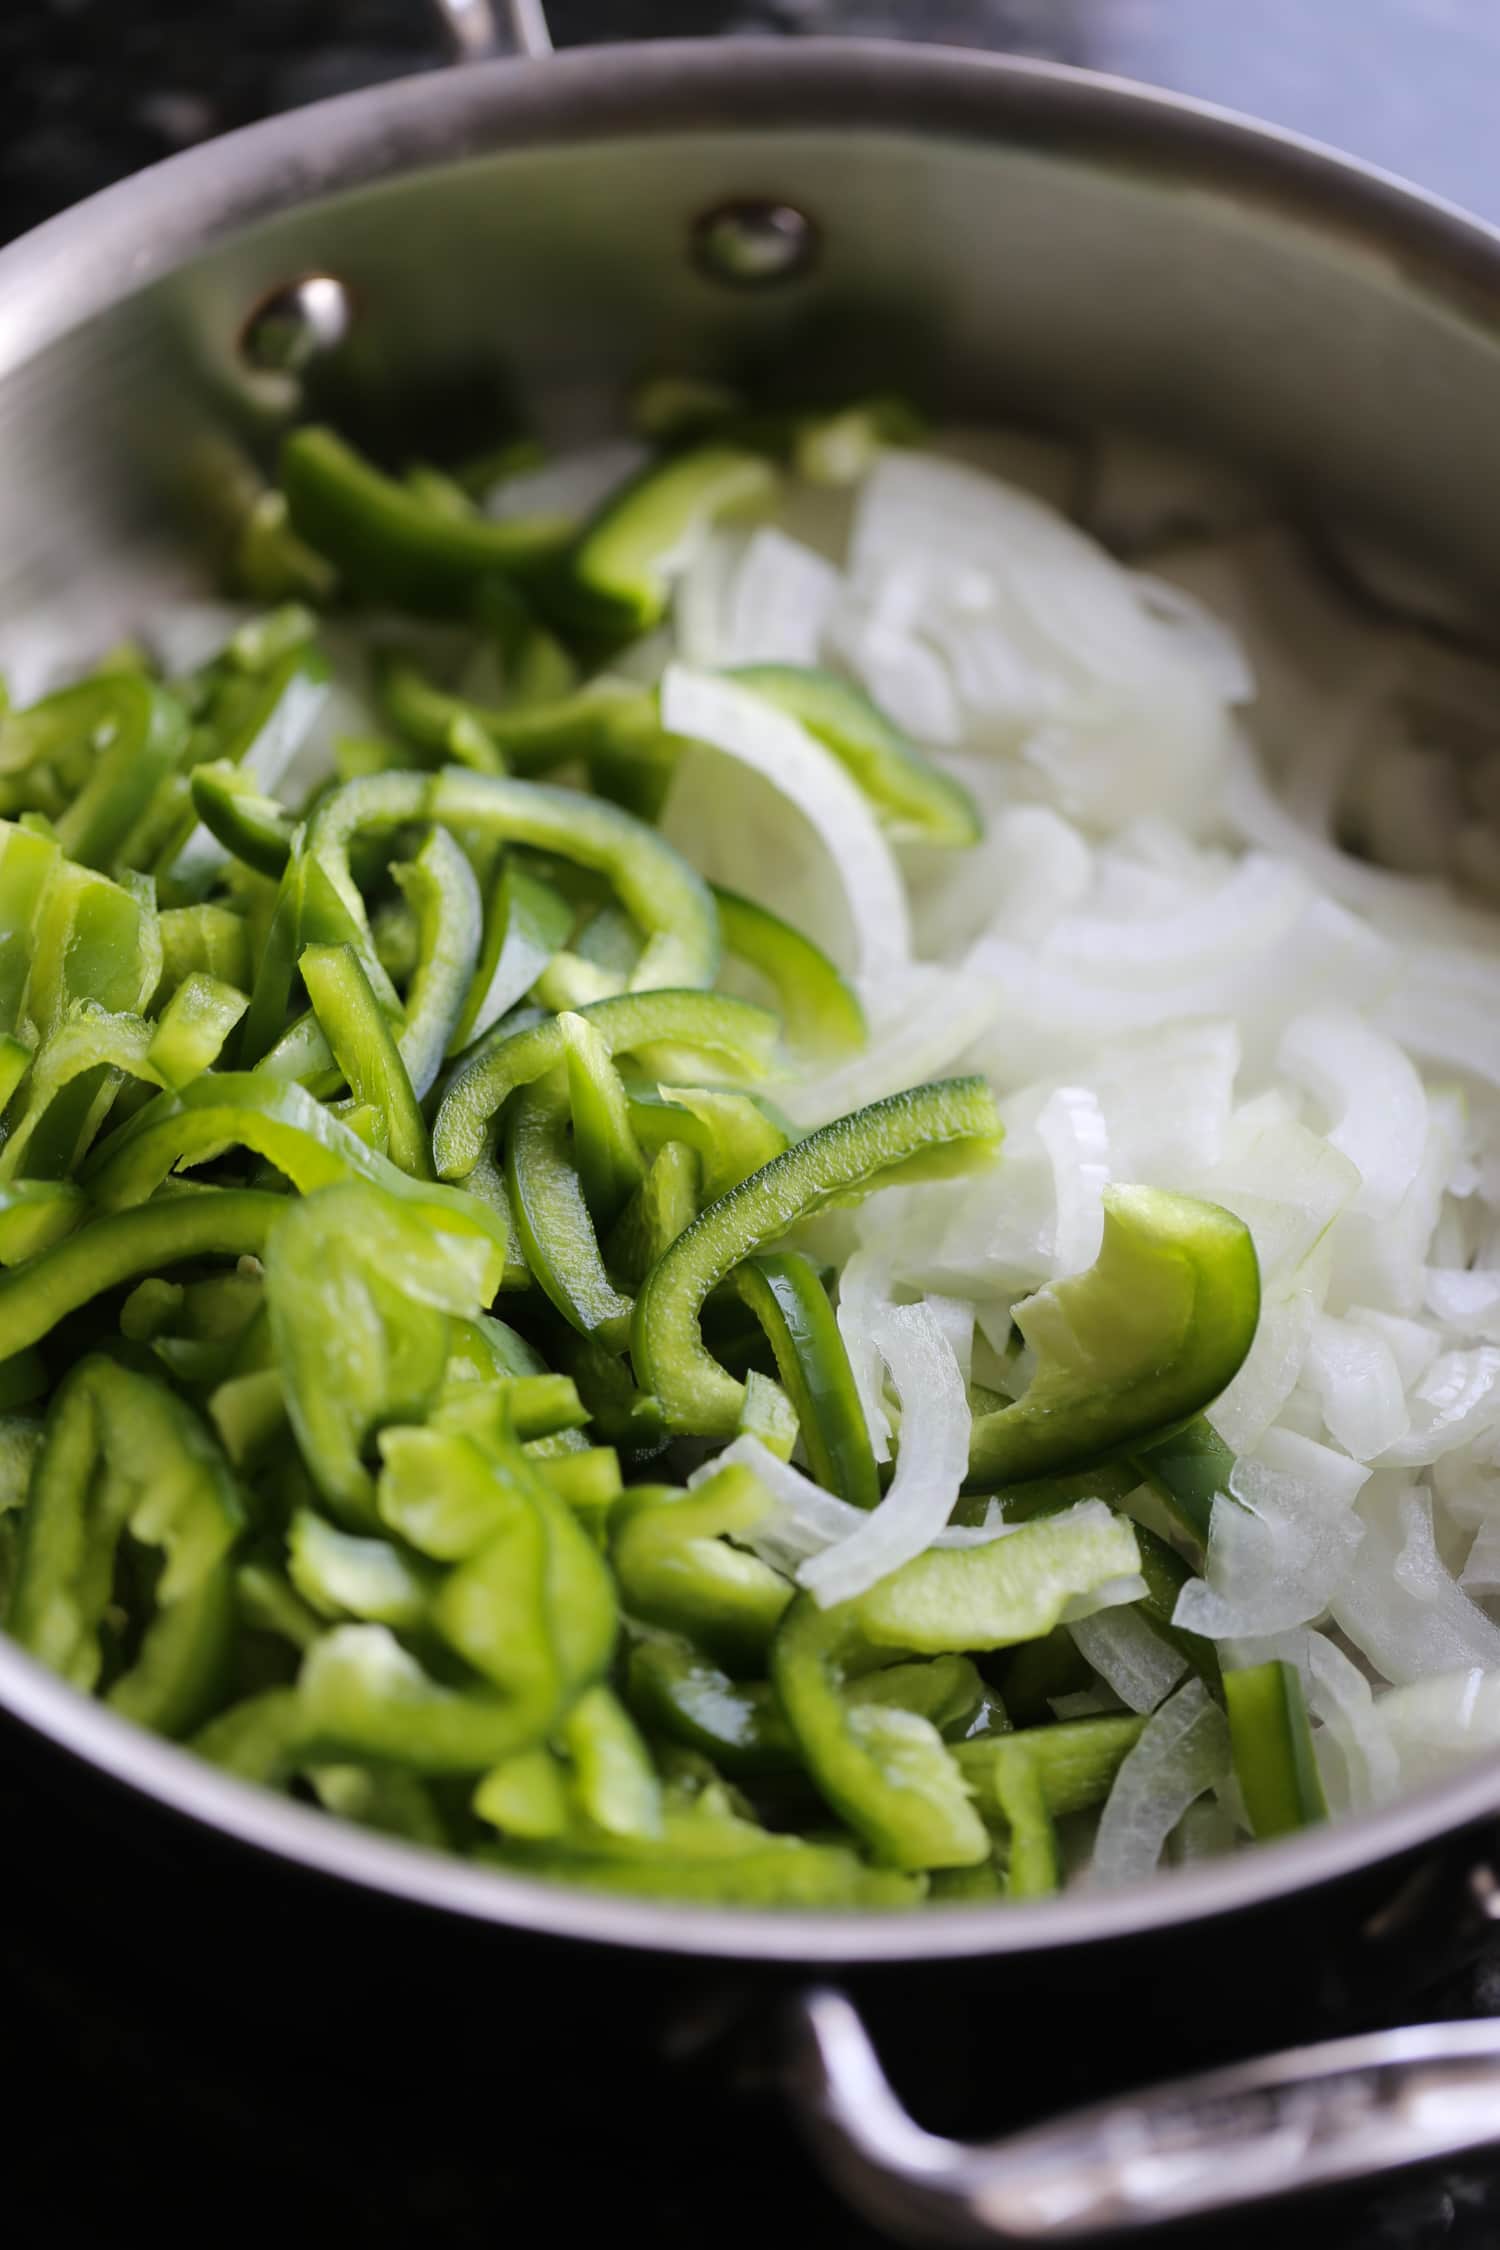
[692,201,819,288]
[239,274,355,375]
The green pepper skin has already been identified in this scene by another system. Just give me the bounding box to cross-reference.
[6,1355,243,1731]
[556,446,778,636]
[1224,1659,1328,1839]
[735,1253,879,1510]
[435,987,777,1182]
[634,1077,1002,1439]
[711,885,865,1058]
[967,1187,1260,1489]
[281,427,571,612]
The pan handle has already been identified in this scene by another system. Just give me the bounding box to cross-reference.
[430,0,553,63]
[787,1987,1500,2244]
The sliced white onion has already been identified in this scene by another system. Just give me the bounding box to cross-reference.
[1069,1606,1188,1714]
[798,1303,971,1608]
[1346,1306,1442,1390]
[1277,1008,1427,1219]
[1424,1267,1500,1342]
[1377,1665,1500,1787]
[912,803,1093,960]
[834,1253,896,1465]
[1302,1313,1410,1461]
[1305,1631,1401,1809]
[782,962,997,1131]
[1460,1517,1500,1595]
[722,527,840,667]
[661,663,910,979]
[1331,1092,1465,1317]
[1090,1678,1230,1887]
[673,528,747,668]
[922,1293,975,1387]
[1173,1432,1368,1640]
[1331,1475,1500,1686]
[1045,854,1307,989]
[1206,1279,1321,1455]
[1378,1346,1500,1467]
[1036,1086,1110,1278]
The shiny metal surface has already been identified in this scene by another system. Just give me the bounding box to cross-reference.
[3,37,1500,1984]
[433,0,554,64]
[238,271,356,374]
[792,1989,1500,2243]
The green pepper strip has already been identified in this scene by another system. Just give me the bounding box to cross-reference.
[955,1716,1147,1896]
[627,1085,788,1204]
[712,885,865,1058]
[555,445,778,636]
[1130,1416,1237,1549]
[280,427,572,613]
[504,1073,633,1349]
[434,987,777,1182]
[605,1138,699,1289]
[0,675,188,868]
[734,1252,880,1510]
[6,1354,243,1734]
[1224,1659,1328,1839]
[80,1073,507,1281]
[966,1187,1260,1490]
[145,973,248,1091]
[157,903,252,1000]
[390,825,483,1099]
[0,1191,282,1363]
[559,1010,645,1231]
[626,1637,800,1776]
[450,860,572,1054]
[301,766,718,1017]
[21,850,162,1034]
[379,660,659,782]
[0,1181,86,1267]
[729,667,980,847]
[0,1004,160,1182]
[771,1505,1142,1870]
[189,763,299,880]
[301,942,433,1180]
[634,1077,1002,1439]
[610,1467,792,1672]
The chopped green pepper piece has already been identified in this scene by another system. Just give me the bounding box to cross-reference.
[712,885,865,1058]
[557,446,777,636]
[1224,1659,1328,1839]
[301,941,432,1180]
[280,427,571,613]
[611,1467,791,1671]
[450,859,572,1052]
[735,1252,879,1509]
[1132,1415,1237,1549]
[634,1078,1002,1439]
[504,1073,633,1348]
[967,1187,1260,1489]
[188,762,299,880]
[146,973,248,1089]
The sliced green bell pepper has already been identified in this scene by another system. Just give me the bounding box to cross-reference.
[734,1252,879,1510]
[730,667,979,846]
[1224,1659,1328,1839]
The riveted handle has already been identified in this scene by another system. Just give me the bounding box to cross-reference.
[429,0,553,63]
[787,1987,1500,2244]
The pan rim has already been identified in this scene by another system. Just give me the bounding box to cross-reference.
[4,33,1500,1961]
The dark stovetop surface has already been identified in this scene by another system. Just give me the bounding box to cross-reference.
[6,5,1500,2246]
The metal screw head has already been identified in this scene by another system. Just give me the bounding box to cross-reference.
[239,274,355,375]
[692,201,820,288]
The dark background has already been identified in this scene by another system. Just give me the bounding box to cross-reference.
[6,5,1500,2247]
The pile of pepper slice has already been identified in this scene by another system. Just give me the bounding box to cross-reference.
[0,400,1319,1906]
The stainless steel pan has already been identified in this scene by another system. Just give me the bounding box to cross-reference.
[5,6,1500,2236]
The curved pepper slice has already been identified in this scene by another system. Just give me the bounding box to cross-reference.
[6,1354,243,1732]
[0,1003,159,1182]
[188,762,299,880]
[556,445,778,637]
[504,1073,633,1348]
[966,1187,1260,1489]
[0,1181,86,1267]
[712,885,865,1059]
[390,825,483,1099]
[0,674,188,868]
[80,1072,508,1279]
[955,1715,1146,1897]
[301,941,433,1180]
[145,973,248,1090]
[559,1011,645,1231]
[771,1504,1142,1869]
[450,859,572,1053]
[434,987,777,1182]
[633,1077,1001,1439]
[20,846,162,1033]
[628,1085,788,1204]
[302,766,718,1007]
[625,1636,798,1775]
[157,902,252,1001]
[729,667,980,847]
[265,1180,497,1525]
[605,1139,699,1289]
[610,1466,792,1671]
[380,659,658,778]
[734,1252,880,1510]
[280,426,571,612]
[0,1190,283,1363]
[1130,1415,1237,1549]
